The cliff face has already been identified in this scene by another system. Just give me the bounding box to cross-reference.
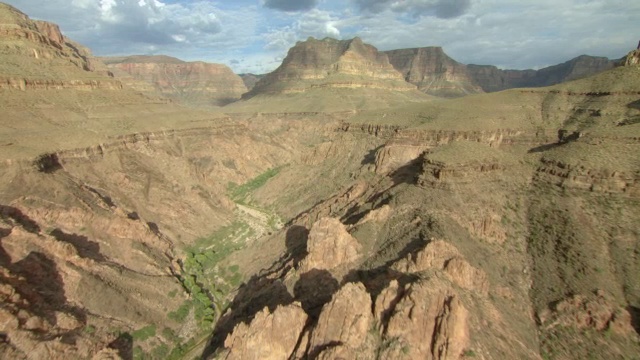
[0,3,119,90]
[384,47,483,97]
[243,37,416,98]
[102,55,248,106]
[467,55,616,92]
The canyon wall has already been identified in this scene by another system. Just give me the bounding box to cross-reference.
[102,55,248,107]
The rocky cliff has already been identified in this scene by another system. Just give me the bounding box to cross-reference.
[102,55,248,107]
[384,47,483,97]
[243,37,417,99]
[0,3,119,90]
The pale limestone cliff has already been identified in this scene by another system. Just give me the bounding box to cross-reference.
[244,37,416,98]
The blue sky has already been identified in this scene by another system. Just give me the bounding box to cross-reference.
[5,0,639,74]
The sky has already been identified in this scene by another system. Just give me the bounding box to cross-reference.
[5,0,640,74]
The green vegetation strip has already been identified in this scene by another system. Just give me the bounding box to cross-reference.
[136,168,284,359]
[228,166,282,204]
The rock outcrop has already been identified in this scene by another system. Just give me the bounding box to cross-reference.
[308,282,374,359]
[102,55,247,106]
[243,37,417,98]
[0,3,120,90]
[381,278,469,360]
[622,49,640,66]
[299,217,361,273]
[394,240,489,295]
[385,47,483,97]
[223,303,308,360]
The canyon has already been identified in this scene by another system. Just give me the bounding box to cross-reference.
[0,2,639,360]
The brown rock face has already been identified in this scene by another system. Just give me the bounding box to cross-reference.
[382,278,469,360]
[394,240,489,295]
[223,303,308,360]
[299,217,362,273]
[385,47,483,97]
[102,55,247,106]
[309,282,374,359]
[0,3,120,90]
[32,20,64,47]
[244,37,416,98]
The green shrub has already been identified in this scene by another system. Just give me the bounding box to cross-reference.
[132,325,156,341]
[168,302,192,322]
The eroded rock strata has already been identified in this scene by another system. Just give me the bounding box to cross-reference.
[102,55,247,107]
[1,3,639,360]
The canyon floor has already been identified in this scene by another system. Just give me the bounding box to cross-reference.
[1,3,640,360]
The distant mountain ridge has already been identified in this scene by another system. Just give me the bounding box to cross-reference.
[384,46,617,96]
[98,38,617,103]
[240,37,618,100]
[466,54,616,92]
[101,55,247,107]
